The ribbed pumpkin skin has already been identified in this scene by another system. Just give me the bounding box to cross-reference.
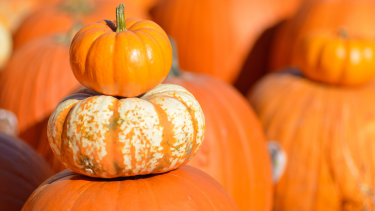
[270,0,375,72]
[22,165,239,211]
[249,72,375,210]
[151,0,303,83]
[0,132,53,211]
[13,0,150,49]
[70,18,172,97]
[164,72,272,211]
[0,35,82,149]
[294,32,375,86]
[48,84,205,178]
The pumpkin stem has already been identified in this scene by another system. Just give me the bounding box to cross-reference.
[55,21,83,45]
[339,28,348,39]
[167,37,182,77]
[116,4,127,33]
[60,0,93,15]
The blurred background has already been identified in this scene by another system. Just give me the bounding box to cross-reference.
[2,0,375,210]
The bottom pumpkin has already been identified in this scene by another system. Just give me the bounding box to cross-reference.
[22,165,239,211]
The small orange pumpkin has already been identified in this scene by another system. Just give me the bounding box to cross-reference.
[22,166,239,211]
[294,31,375,86]
[70,4,172,97]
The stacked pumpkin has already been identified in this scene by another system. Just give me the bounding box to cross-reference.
[249,30,375,210]
[22,4,239,210]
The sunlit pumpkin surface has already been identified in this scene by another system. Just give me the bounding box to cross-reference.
[22,165,240,211]
[249,71,375,210]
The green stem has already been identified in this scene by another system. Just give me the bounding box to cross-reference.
[339,28,348,39]
[116,4,127,33]
[167,36,183,78]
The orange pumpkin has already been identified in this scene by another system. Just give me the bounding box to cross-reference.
[13,0,150,49]
[294,31,375,86]
[151,0,304,83]
[0,132,53,211]
[22,165,239,210]
[70,5,172,97]
[48,84,205,178]
[0,0,41,33]
[163,41,272,210]
[249,71,375,210]
[270,0,375,72]
[0,31,82,149]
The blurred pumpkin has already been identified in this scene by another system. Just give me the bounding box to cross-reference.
[22,165,239,210]
[47,84,205,178]
[151,0,304,83]
[294,31,375,86]
[270,0,375,72]
[162,39,273,211]
[0,0,41,33]
[0,21,12,70]
[0,132,53,211]
[0,28,82,150]
[0,109,19,137]
[70,5,172,97]
[13,0,150,49]
[249,70,375,210]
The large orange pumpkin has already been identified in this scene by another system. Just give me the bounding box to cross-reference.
[47,84,205,178]
[22,165,239,210]
[270,0,375,72]
[13,0,150,49]
[163,43,272,210]
[0,132,53,211]
[249,71,375,210]
[151,0,304,83]
[0,31,82,149]
[293,31,375,86]
[70,5,172,97]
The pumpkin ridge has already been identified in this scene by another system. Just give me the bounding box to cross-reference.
[149,101,176,172]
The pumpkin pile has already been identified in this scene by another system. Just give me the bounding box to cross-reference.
[249,30,375,210]
[22,4,239,210]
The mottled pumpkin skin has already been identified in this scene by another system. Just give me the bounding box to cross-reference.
[294,32,375,86]
[164,72,273,211]
[249,71,375,210]
[70,18,172,97]
[0,132,53,211]
[22,166,239,211]
[48,84,205,178]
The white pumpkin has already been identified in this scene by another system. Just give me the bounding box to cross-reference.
[48,84,205,178]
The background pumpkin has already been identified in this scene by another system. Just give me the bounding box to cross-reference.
[0,109,19,137]
[0,132,53,211]
[22,165,239,211]
[0,30,82,150]
[47,84,205,178]
[13,0,150,49]
[163,42,272,210]
[150,0,304,84]
[269,0,375,72]
[293,31,375,86]
[249,71,375,210]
